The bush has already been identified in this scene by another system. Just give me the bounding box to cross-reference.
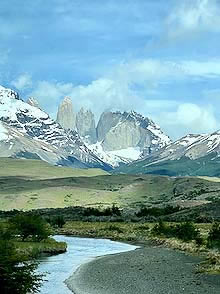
[151,221,200,242]
[173,222,200,242]
[151,220,171,236]
[207,222,220,248]
[47,215,66,228]
[10,214,51,241]
[83,205,121,217]
[104,225,123,233]
[136,205,181,217]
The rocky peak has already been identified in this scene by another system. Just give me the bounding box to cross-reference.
[96,110,171,152]
[27,97,40,109]
[76,107,97,144]
[0,85,20,100]
[56,96,76,130]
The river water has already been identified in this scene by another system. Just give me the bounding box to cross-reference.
[37,235,138,294]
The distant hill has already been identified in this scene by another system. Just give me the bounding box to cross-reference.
[115,132,220,176]
[1,158,220,213]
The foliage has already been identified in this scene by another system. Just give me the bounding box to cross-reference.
[173,222,200,242]
[10,214,51,241]
[0,225,44,294]
[207,222,220,248]
[136,205,181,217]
[106,225,123,233]
[46,215,66,228]
[151,221,200,242]
[83,205,121,217]
[151,220,170,236]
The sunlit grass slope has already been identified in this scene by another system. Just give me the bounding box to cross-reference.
[0,158,220,211]
[0,158,108,179]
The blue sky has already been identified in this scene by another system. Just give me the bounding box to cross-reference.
[1,0,220,139]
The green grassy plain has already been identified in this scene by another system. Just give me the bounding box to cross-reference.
[0,158,220,212]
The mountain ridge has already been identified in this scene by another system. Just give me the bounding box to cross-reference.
[115,131,220,176]
[56,97,171,167]
[2,84,220,175]
[0,85,110,170]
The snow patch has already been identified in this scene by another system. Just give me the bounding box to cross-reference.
[109,147,141,160]
[87,142,134,167]
[0,122,8,140]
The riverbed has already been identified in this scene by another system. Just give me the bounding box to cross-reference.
[37,235,138,294]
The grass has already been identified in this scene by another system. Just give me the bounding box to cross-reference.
[1,158,220,220]
[0,158,108,179]
[1,162,220,211]
[58,221,154,241]
[14,237,67,258]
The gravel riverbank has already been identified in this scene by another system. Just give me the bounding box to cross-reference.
[66,245,220,294]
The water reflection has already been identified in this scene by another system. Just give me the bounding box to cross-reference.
[37,235,137,294]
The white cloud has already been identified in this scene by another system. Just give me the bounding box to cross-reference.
[167,0,220,37]
[155,103,219,139]
[11,74,32,90]
[26,57,220,139]
[180,60,220,77]
[29,81,75,117]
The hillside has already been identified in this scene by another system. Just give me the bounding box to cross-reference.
[115,153,220,177]
[0,158,220,212]
[0,158,108,179]
[115,130,220,176]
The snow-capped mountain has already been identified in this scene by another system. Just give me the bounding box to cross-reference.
[0,85,110,169]
[145,132,220,164]
[96,110,171,153]
[115,131,220,176]
[85,110,172,167]
[55,97,172,167]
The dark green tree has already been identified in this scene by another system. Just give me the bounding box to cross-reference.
[48,215,66,228]
[10,214,50,241]
[207,222,220,248]
[0,225,44,293]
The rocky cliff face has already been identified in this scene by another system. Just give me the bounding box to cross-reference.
[96,111,171,153]
[55,98,171,165]
[76,107,97,144]
[56,96,76,130]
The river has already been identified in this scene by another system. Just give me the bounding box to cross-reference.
[37,235,138,294]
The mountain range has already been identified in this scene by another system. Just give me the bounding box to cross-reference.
[0,85,109,170]
[1,84,220,176]
[56,96,171,167]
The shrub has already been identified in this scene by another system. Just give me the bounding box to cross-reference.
[10,214,50,241]
[47,216,66,228]
[151,220,171,236]
[83,205,121,217]
[151,221,200,242]
[136,205,181,217]
[173,222,200,242]
[107,225,123,233]
[207,222,220,248]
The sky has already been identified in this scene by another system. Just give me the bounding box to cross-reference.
[1,0,220,140]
